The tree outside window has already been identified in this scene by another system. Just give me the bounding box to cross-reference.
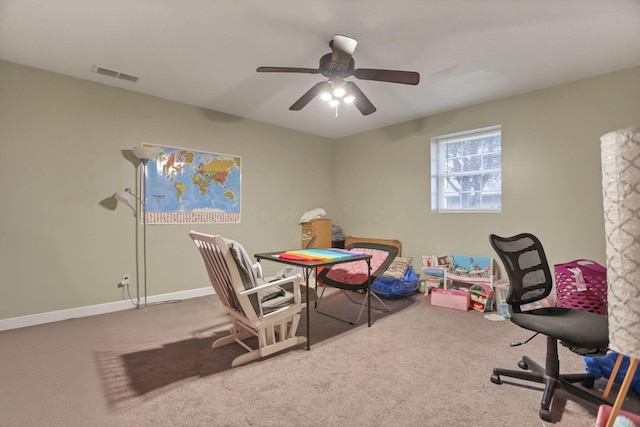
[431,126,501,213]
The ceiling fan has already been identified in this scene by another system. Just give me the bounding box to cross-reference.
[256,35,420,116]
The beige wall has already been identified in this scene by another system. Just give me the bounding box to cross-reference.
[0,60,333,319]
[1,60,639,321]
[331,66,640,270]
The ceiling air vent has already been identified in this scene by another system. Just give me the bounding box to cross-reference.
[95,66,139,83]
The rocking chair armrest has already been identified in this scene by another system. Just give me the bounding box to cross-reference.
[238,274,303,304]
[252,262,263,279]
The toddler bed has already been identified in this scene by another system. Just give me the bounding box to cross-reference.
[330,236,418,298]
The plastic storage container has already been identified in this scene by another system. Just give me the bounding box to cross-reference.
[494,282,510,318]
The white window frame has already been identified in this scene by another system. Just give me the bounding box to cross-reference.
[430,125,502,213]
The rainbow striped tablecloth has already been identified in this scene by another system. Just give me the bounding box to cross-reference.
[277,249,360,261]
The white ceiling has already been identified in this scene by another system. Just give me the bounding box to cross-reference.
[1,0,639,139]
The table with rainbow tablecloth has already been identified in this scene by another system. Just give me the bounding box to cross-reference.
[254,249,372,350]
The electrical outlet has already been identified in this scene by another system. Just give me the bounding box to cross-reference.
[118,274,130,288]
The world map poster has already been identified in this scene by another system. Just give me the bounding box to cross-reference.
[143,144,241,224]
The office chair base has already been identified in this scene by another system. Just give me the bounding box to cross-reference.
[491,339,609,422]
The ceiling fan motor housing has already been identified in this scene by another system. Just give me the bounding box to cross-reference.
[319,53,355,78]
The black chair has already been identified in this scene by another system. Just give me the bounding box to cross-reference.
[315,242,399,326]
[488,233,610,422]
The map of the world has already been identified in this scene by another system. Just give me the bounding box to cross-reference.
[143,144,241,224]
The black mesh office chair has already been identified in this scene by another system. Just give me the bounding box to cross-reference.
[488,233,610,422]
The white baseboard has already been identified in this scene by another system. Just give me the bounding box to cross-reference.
[0,286,215,332]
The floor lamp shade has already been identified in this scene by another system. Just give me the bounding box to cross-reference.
[132,145,157,161]
[114,191,131,204]
[601,126,640,359]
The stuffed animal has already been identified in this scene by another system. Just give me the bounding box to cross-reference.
[584,352,640,394]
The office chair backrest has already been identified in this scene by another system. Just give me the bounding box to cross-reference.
[489,233,553,313]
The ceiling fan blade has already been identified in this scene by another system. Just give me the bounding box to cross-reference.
[345,82,376,115]
[330,35,357,66]
[353,68,420,85]
[257,67,320,74]
[290,81,331,111]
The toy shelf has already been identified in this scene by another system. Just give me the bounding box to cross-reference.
[469,283,494,312]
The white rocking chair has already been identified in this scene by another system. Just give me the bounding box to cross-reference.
[190,231,306,367]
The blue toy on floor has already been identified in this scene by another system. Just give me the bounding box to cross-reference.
[584,352,640,393]
[371,265,418,298]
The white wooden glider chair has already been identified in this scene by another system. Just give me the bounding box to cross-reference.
[190,231,307,367]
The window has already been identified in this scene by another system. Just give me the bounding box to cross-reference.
[431,126,502,213]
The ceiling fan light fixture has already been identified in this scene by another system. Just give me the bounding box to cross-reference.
[344,94,355,104]
[320,91,332,101]
[333,85,346,98]
[328,99,339,107]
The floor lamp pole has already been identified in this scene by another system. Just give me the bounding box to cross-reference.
[141,159,148,307]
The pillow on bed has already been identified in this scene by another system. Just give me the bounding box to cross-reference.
[382,256,413,279]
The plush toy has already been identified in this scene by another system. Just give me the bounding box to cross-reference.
[612,415,638,427]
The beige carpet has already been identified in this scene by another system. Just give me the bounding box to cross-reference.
[0,290,638,426]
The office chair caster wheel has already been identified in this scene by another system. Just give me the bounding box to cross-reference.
[518,360,529,370]
[581,378,594,388]
[539,408,552,422]
[491,374,501,384]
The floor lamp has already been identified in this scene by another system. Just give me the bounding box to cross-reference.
[115,145,156,308]
[114,186,145,307]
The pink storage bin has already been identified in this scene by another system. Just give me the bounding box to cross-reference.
[430,288,469,311]
[595,405,640,426]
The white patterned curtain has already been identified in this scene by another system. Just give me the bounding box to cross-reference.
[601,127,640,359]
